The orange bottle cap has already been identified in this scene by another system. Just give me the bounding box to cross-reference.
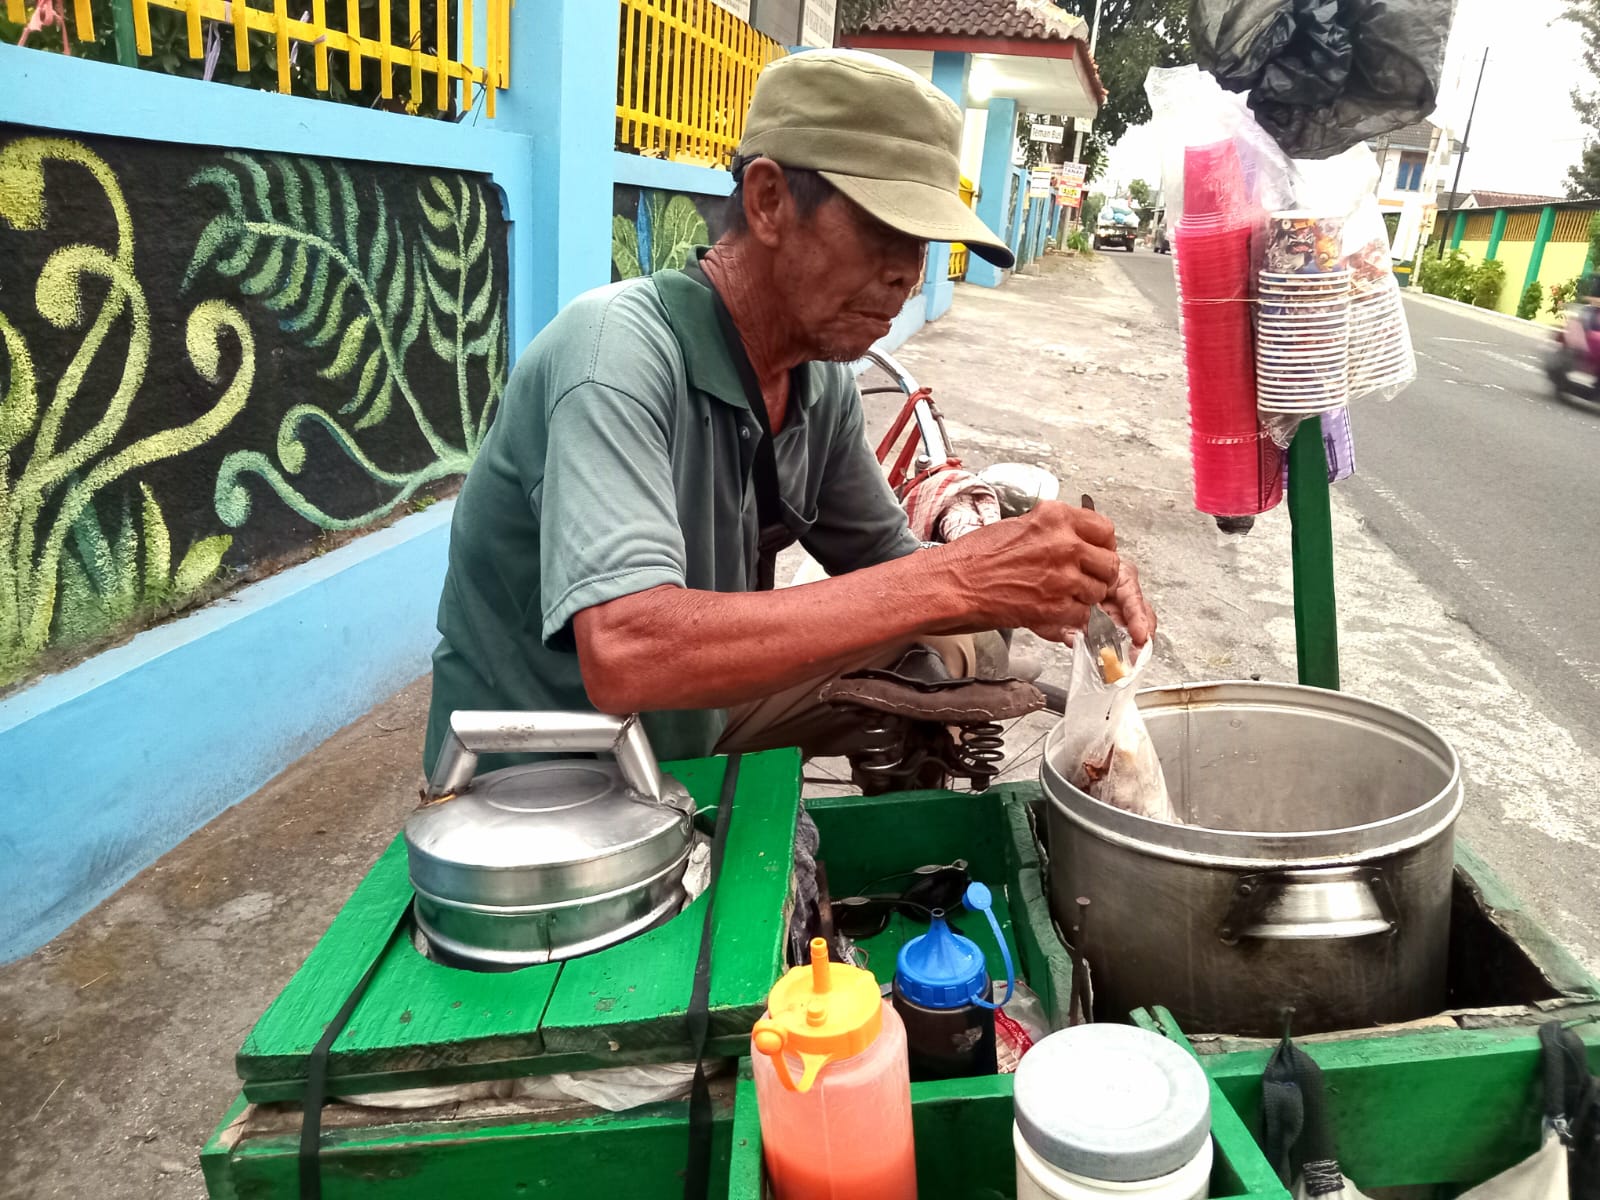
[752,938,883,1092]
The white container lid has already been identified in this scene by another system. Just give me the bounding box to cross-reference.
[1013,1025,1211,1182]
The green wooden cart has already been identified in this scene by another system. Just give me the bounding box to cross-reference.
[202,766,1600,1199]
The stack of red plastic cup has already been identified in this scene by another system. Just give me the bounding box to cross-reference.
[1174,140,1284,518]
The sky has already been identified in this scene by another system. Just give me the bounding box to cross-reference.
[1102,0,1593,200]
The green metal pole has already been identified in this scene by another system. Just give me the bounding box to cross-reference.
[1288,420,1339,689]
[1522,205,1557,294]
[108,0,140,66]
[1485,208,1507,259]
[1451,211,1466,250]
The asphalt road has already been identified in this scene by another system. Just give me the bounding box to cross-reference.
[1114,248,1600,759]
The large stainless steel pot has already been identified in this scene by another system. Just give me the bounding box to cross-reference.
[408,712,695,971]
[1041,682,1462,1036]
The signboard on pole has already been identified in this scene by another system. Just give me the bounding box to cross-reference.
[1029,122,1065,145]
[1054,161,1088,207]
[801,0,837,47]
[1028,167,1054,198]
[711,0,751,18]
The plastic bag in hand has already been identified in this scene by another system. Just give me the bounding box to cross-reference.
[1190,0,1453,159]
[1051,634,1176,822]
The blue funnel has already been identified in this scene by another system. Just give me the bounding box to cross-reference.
[894,883,1015,1011]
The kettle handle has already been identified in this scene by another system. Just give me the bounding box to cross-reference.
[427,711,664,805]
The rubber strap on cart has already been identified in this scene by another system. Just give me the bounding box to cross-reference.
[683,753,743,1200]
[298,913,410,1199]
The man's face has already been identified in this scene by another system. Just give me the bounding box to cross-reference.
[770,187,928,363]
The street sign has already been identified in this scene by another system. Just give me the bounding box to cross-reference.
[800,0,836,47]
[1028,167,1054,198]
[1030,123,1065,145]
[1053,162,1087,207]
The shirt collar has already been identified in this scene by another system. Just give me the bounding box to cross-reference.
[654,247,820,413]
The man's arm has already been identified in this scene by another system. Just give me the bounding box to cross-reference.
[575,500,1121,714]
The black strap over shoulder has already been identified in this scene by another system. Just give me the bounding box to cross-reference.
[684,262,796,590]
[683,753,743,1200]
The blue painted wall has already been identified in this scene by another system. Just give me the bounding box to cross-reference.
[0,505,453,961]
[969,99,1017,289]
[0,26,600,961]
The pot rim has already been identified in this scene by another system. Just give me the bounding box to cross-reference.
[1041,681,1463,867]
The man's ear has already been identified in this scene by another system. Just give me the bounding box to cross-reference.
[739,157,790,250]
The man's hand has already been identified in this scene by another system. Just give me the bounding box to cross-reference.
[1102,557,1156,649]
[944,500,1122,643]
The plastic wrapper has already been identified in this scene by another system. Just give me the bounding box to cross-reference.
[1190,0,1455,160]
[1050,634,1175,823]
[994,978,1050,1073]
[340,1060,714,1113]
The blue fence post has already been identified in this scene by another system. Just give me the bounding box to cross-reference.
[968,97,1017,288]
[922,50,970,320]
[491,0,619,332]
[1009,170,1028,265]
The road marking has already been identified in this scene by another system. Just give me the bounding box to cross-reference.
[1480,350,1542,375]
[1436,337,1488,345]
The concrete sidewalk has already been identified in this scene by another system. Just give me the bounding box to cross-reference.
[2,250,1586,1198]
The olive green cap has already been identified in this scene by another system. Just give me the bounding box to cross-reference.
[738,49,1015,269]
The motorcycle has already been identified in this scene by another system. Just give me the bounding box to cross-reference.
[1547,302,1600,406]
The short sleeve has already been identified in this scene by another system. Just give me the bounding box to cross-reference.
[538,381,687,650]
[801,378,919,576]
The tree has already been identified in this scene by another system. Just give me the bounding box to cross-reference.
[1081,0,1190,162]
[838,0,893,30]
[1569,143,1600,200]
[1564,0,1600,196]
[1082,192,1106,227]
[1127,178,1154,228]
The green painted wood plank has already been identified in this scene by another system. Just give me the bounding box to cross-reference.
[806,783,1029,890]
[1001,794,1076,1029]
[729,1063,765,1200]
[1134,1008,1290,1200]
[200,1092,251,1200]
[1200,1023,1600,1190]
[1454,842,1600,998]
[238,751,799,1098]
[236,838,489,1085]
[538,749,801,1055]
[213,1095,736,1199]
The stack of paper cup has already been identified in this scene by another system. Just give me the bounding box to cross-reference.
[1255,269,1351,415]
[1347,275,1415,397]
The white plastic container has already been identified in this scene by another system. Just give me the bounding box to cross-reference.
[1013,1025,1212,1200]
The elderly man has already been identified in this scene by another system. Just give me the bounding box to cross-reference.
[423,49,1152,774]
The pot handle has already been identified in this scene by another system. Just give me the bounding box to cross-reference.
[1217,867,1400,946]
[427,711,665,805]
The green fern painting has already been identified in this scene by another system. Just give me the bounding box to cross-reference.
[188,154,508,531]
[612,187,719,281]
[0,133,510,689]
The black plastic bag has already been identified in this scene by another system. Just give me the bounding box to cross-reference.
[1191,0,1455,159]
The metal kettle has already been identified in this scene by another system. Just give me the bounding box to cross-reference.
[407,711,696,971]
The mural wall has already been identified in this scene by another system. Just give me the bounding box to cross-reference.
[611,183,726,281]
[0,132,509,689]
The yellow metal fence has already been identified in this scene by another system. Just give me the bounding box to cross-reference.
[1553,209,1597,242]
[617,0,785,168]
[5,0,509,116]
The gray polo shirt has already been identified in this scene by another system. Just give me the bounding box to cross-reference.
[423,256,919,773]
